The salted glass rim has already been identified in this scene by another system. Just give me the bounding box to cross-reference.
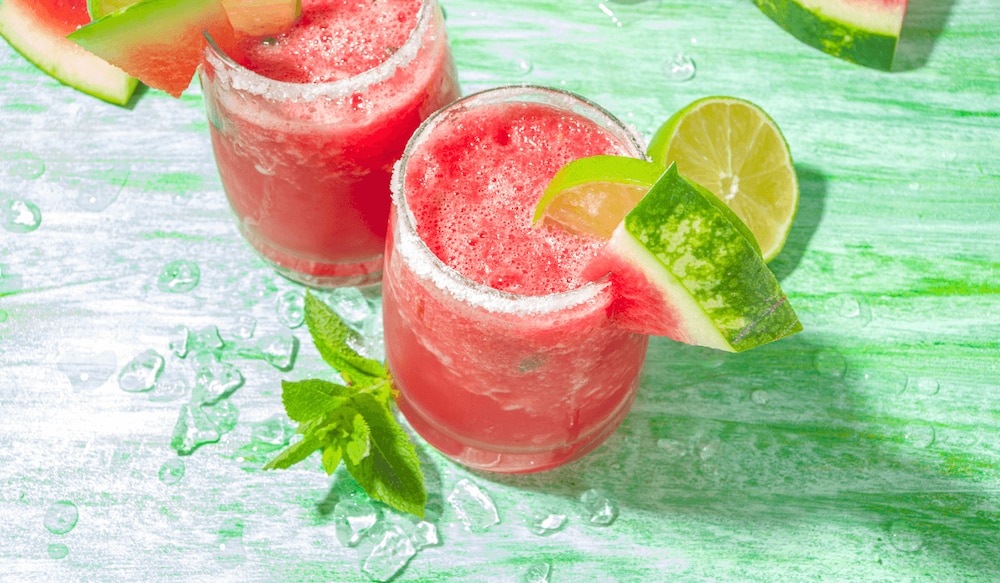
[202,0,435,101]
[390,84,647,316]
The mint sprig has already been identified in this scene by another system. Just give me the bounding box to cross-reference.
[264,291,426,518]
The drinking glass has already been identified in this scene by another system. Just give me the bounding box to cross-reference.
[200,0,460,288]
[383,85,650,473]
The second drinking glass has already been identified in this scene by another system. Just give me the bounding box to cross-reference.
[200,0,460,288]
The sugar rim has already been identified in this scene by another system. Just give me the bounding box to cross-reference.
[390,84,647,315]
[202,0,435,101]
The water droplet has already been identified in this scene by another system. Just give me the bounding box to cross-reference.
[750,389,770,405]
[361,523,417,582]
[335,497,379,547]
[0,264,24,294]
[234,315,257,339]
[149,373,191,402]
[250,416,294,447]
[825,294,872,326]
[908,182,921,191]
[190,325,224,354]
[596,2,623,27]
[157,260,200,293]
[202,399,240,434]
[907,376,940,396]
[47,543,70,559]
[192,361,244,405]
[521,561,552,583]
[814,350,847,378]
[158,458,186,484]
[656,438,688,457]
[171,403,222,455]
[888,521,923,552]
[44,500,79,534]
[1,152,45,179]
[664,53,696,82]
[57,350,117,392]
[528,512,567,536]
[903,424,935,449]
[118,349,165,392]
[238,333,299,371]
[276,290,306,328]
[447,479,500,532]
[698,439,720,460]
[1,198,42,233]
[65,161,130,212]
[579,488,618,526]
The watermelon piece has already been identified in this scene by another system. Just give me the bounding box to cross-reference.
[0,0,138,105]
[68,0,240,98]
[751,0,909,71]
[582,164,802,352]
[220,0,301,37]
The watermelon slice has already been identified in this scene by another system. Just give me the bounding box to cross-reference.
[68,0,239,98]
[751,0,909,71]
[582,164,802,352]
[0,0,138,105]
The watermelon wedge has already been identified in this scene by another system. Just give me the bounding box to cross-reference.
[582,164,802,352]
[751,0,909,70]
[0,0,138,105]
[68,0,239,98]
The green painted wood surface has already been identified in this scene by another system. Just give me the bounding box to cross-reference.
[1,0,998,581]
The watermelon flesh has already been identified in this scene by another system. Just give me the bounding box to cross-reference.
[68,0,240,98]
[752,0,909,70]
[0,0,138,105]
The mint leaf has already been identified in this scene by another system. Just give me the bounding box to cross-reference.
[280,379,351,423]
[265,294,427,518]
[344,391,426,518]
[304,291,387,385]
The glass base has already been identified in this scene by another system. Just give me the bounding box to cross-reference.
[396,387,638,474]
[239,224,383,289]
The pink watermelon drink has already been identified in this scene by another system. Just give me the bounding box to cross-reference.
[200,0,459,288]
[382,86,650,473]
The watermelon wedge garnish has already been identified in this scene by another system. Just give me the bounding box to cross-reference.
[536,157,802,352]
[67,0,300,98]
[751,0,909,71]
[0,0,139,105]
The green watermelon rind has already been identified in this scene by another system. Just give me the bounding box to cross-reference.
[612,164,802,352]
[0,0,139,105]
[752,0,903,71]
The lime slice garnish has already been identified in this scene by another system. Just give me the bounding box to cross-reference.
[647,96,798,263]
[532,155,666,240]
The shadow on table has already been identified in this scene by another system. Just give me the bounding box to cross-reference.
[479,333,1000,578]
[893,0,958,72]
[771,163,825,283]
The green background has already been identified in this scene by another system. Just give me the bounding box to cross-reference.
[1,0,998,581]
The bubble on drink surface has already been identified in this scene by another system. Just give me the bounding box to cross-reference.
[57,350,117,392]
[1,198,42,233]
[334,497,379,547]
[664,53,696,82]
[521,561,552,583]
[579,489,618,526]
[44,500,79,534]
[528,512,567,536]
[361,523,417,582]
[447,479,500,532]
[276,290,306,328]
[158,458,186,485]
[192,361,244,405]
[118,349,165,392]
[47,543,70,560]
[157,260,201,293]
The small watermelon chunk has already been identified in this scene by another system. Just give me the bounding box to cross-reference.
[220,0,301,36]
[0,0,138,105]
[68,0,239,98]
[752,0,909,71]
[583,164,802,352]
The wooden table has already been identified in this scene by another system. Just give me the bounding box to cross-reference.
[2,0,998,581]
